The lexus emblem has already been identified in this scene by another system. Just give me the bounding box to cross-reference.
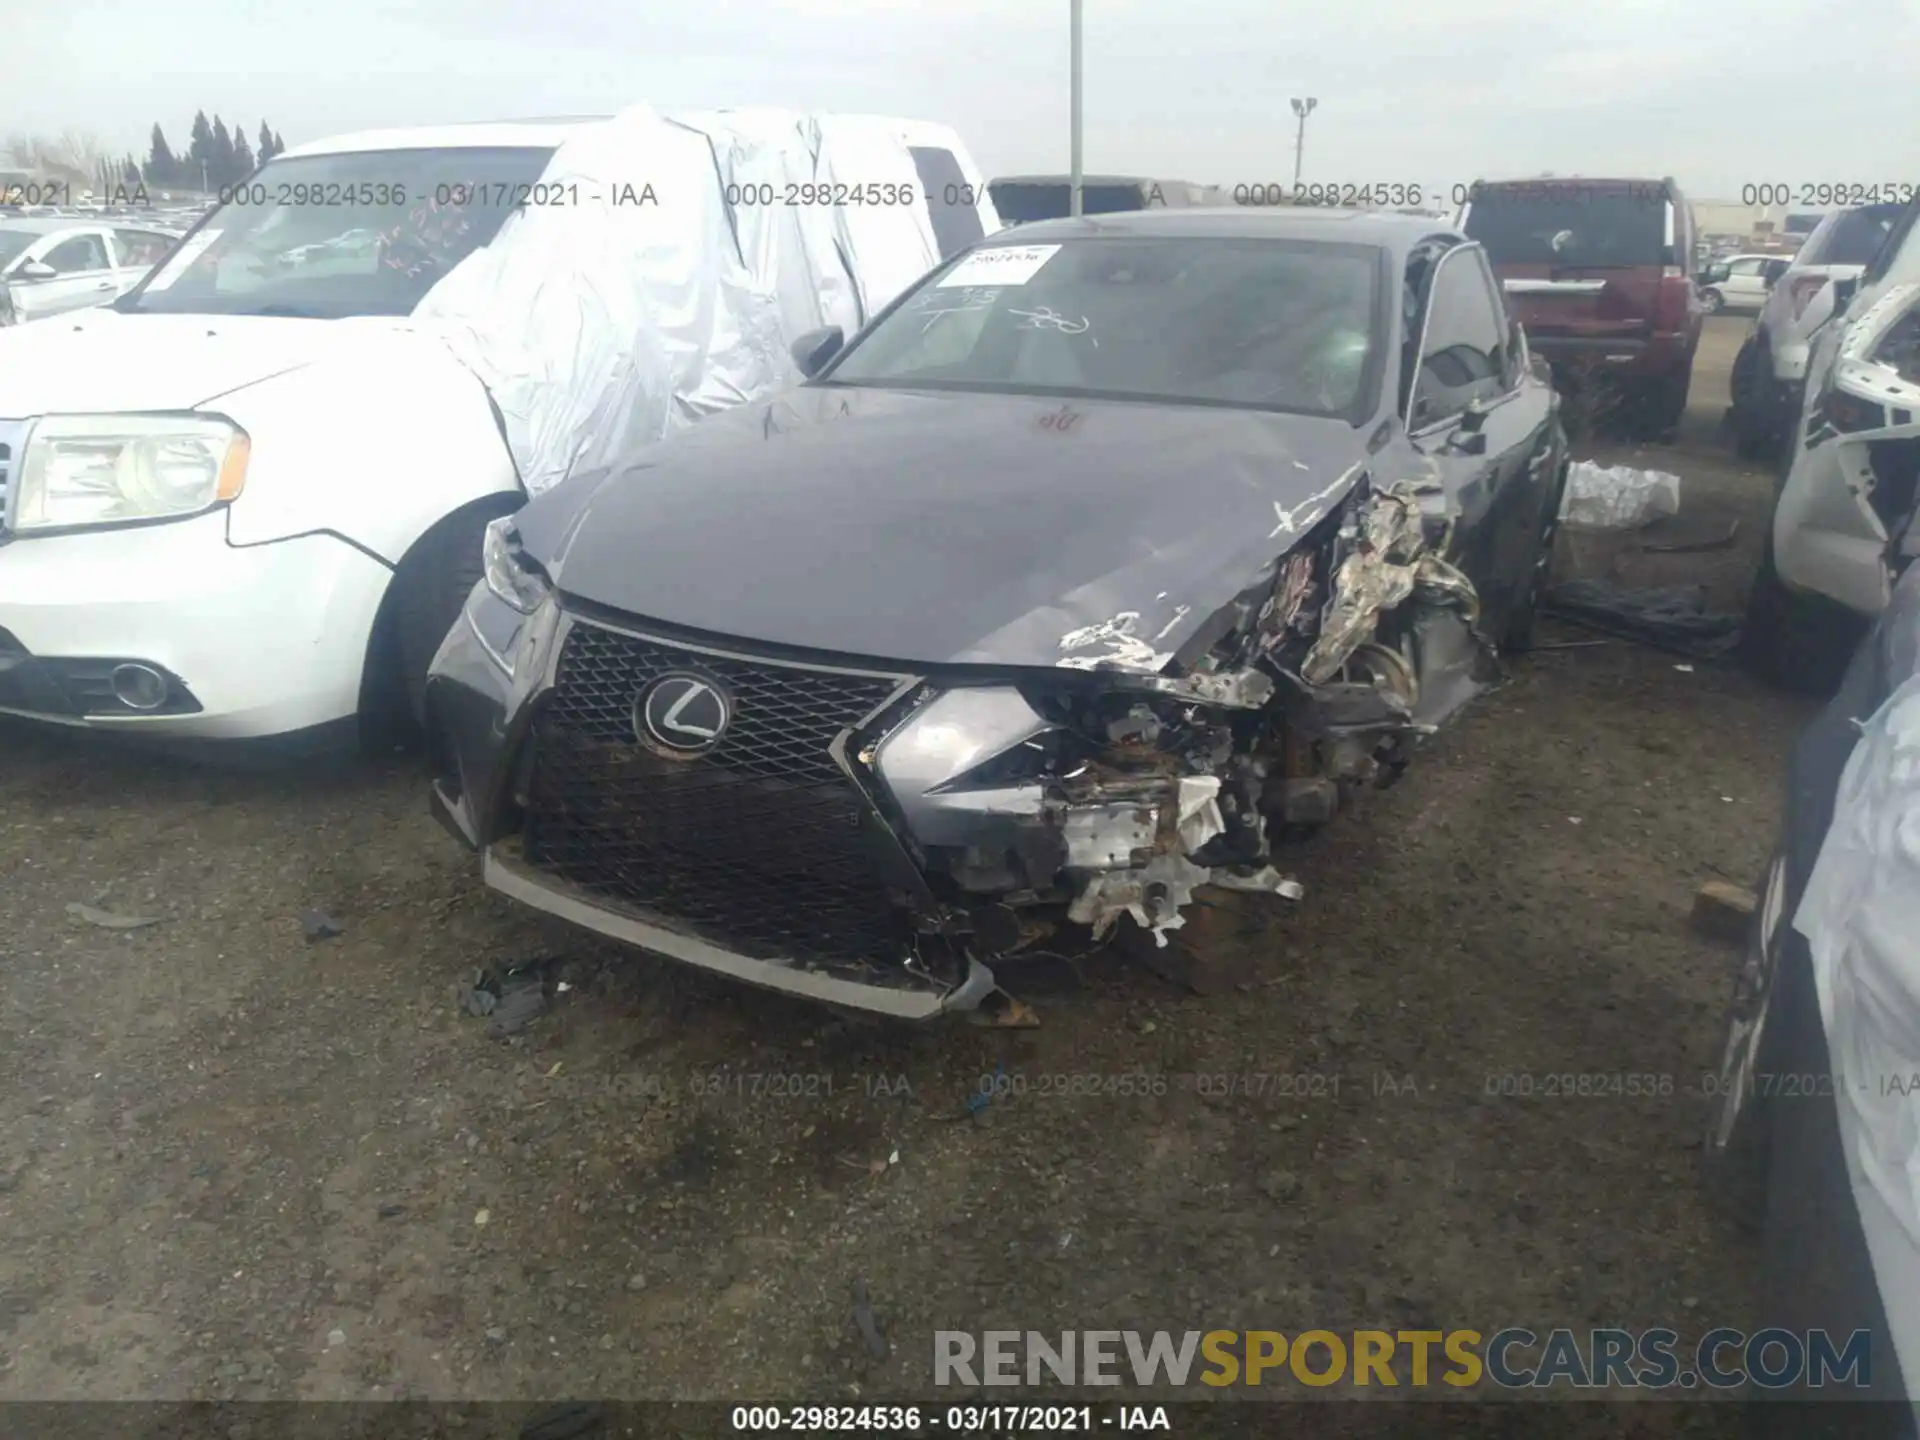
[635,672,733,758]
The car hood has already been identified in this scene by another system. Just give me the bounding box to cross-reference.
[0,308,413,416]
[517,385,1376,671]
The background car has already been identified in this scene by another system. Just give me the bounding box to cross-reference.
[1707,561,1920,1436]
[1731,201,1906,461]
[0,218,178,324]
[1698,252,1790,315]
[1459,176,1702,440]
[1744,189,1920,695]
[424,209,1569,1022]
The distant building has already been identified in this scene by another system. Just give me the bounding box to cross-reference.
[1692,198,1803,254]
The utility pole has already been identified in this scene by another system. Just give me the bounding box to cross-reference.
[1290,97,1318,189]
[1069,0,1084,216]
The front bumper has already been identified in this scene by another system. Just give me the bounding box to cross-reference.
[0,507,393,739]
[426,598,1003,1020]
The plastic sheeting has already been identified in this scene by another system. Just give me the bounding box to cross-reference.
[1795,674,1920,1259]
[412,104,998,495]
[1558,460,1681,531]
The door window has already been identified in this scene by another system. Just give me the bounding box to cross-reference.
[1410,248,1508,428]
[113,230,175,268]
[1727,257,1765,278]
[42,234,110,273]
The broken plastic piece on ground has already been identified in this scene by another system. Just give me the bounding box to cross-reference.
[300,908,344,942]
[65,902,160,931]
[1559,461,1681,531]
[1209,865,1306,900]
[486,979,548,1038]
[1542,579,1742,658]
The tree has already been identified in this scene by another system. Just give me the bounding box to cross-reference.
[232,131,254,179]
[123,156,141,187]
[210,116,236,188]
[257,121,277,163]
[144,124,178,186]
[187,110,213,189]
[272,130,285,157]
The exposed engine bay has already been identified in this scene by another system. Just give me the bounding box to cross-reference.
[865,475,1498,977]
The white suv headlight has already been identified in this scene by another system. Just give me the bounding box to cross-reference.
[11,414,249,533]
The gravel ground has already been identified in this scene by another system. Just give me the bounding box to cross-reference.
[0,318,1810,1422]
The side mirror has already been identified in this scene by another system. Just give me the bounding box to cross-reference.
[790,325,844,379]
[1453,399,1490,453]
[16,260,56,282]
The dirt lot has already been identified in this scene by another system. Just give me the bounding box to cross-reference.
[0,318,1814,1421]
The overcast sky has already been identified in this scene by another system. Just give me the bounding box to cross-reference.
[8,0,1918,202]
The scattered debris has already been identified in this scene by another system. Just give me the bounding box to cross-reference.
[1543,580,1742,659]
[1559,462,1681,531]
[454,963,551,1037]
[1674,664,1695,673]
[850,1279,889,1360]
[65,902,160,931]
[376,1203,407,1220]
[1692,881,1758,944]
[1210,866,1306,900]
[300,909,344,943]
[1640,518,1740,553]
[473,1208,491,1227]
[326,1329,346,1349]
[626,1273,648,1292]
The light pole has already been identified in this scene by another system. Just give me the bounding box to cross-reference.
[1069,0,1084,216]
[1290,97,1318,189]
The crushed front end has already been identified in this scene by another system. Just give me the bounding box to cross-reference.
[428,479,1496,1020]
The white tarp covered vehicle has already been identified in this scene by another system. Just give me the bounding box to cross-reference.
[0,105,1000,748]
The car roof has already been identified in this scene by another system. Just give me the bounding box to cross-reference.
[0,217,90,235]
[983,205,1459,253]
[280,118,608,159]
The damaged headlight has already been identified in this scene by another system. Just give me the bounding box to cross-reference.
[11,414,249,532]
[481,516,550,615]
[466,516,552,675]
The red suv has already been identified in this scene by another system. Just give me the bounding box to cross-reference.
[1459,177,1702,439]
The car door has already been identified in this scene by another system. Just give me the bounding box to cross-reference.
[1404,242,1550,627]
[13,230,116,320]
[1725,257,1768,307]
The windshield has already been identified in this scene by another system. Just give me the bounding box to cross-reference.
[1465,190,1669,267]
[823,236,1382,418]
[1800,204,1904,268]
[0,231,37,269]
[117,145,557,318]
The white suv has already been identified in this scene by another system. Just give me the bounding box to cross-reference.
[1743,190,1920,693]
[1729,202,1905,461]
[0,108,1000,752]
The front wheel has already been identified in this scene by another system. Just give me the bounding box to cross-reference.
[1703,288,1726,315]
[391,503,516,728]
[1737,523,1866,697]
[1702,855,1788,1234]
[1504,445,1569,654]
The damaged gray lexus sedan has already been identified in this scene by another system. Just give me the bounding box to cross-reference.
[424,209,1569,1020]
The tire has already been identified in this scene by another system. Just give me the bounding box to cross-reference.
[391,503,514,728]
[1702,856,1788,1234]
[1737,523,1867,697]
[1731,338,1780,460]
[1703,288,1725,315]
[1635,367,1690,442]
[1505,441,1568,654]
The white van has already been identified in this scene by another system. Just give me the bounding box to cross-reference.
[0,106,999,750]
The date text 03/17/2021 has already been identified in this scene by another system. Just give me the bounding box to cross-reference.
[727,1404,1170,1433]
